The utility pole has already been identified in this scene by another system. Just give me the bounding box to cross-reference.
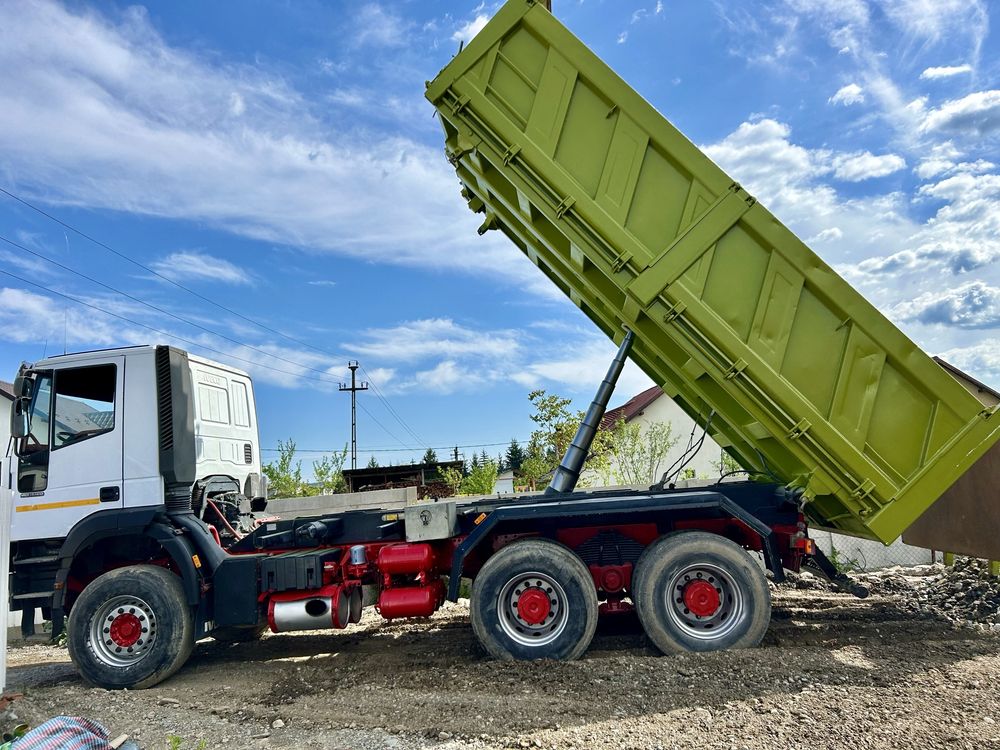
[339,361,368,470]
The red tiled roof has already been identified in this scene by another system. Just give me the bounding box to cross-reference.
[600,385,663,430]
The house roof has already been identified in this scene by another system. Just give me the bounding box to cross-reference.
[934,357,1000,401]
[601,385,663,430]
[0,381,14,402]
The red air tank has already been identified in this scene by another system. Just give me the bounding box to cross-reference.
[378,580,445,619]
[376,543,434,575]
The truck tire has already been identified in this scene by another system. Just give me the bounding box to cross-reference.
[212,625,267,644]
[632,531,770,653]
[67,565,194,689]
[471,538,597,661]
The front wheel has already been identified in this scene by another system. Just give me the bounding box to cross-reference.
[67,565,194,689]
[632,531,771,653]
[471,538,598,661]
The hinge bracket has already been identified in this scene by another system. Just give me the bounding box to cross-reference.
[788,418,811,440]
[724,358,748,380]
[555,196,576,219]
[501,144,521,166]
[663,301,688,324]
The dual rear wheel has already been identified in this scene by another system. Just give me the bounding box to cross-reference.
[470,532,770,660]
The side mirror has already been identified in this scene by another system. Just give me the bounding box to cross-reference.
[12,374,31,399]
[10,397,28,440]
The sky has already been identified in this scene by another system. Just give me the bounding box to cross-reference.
[0,0,998,475]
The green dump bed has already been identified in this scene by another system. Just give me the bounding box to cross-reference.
[425,0,1000,546]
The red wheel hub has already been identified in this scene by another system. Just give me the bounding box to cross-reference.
[109,612,142,648]
[683,579,721,618]
[516,588,551,625]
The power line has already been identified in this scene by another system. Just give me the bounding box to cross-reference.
[0,233,344,384]
[0,185,325,355]
[261,440,521,454]
[0,265,419,451]
[361,365,425,446]
[0,186,428,450]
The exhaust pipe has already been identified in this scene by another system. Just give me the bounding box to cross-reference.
[546,329,635,495]
[267,585,351,633]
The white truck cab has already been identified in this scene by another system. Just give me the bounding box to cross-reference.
[4,345,265,645]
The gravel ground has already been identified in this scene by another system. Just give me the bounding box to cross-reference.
[4,568,1000,750]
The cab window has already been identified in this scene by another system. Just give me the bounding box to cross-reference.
[52,364,117,449]
[17,373,52,493]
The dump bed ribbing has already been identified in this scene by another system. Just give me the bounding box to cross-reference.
[426,0,1000,545]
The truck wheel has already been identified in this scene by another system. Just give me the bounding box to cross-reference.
[67,565,194,689]
[471,539,597,661]
[212,625,267,644]
[633,531,770,653]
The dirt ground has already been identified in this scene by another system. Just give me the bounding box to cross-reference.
[5,572,1000,750]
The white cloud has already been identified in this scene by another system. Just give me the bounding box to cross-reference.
[452,14,488,44]
[809,227,843,243]
[345,318,519,364]
[936,340,1000,387]
[518,338,652,398]
[829,83,865,106]
[914,141,963,179]
[845,170,1000,279]
[0,0,547,293]
[306,279,337,287]
[617,31,628,44]
[920,64,974,80]
[831,151,906,181]
[354,4,408,48]
[877,0,988,53]
[892,281,1000,328]
[655,1,664,14]
[151,251,253,286]
[920,90,1000,136]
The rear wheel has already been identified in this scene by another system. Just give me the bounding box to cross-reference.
[633,531,770,653]
[471,539,597,661]
[67,565,194,689]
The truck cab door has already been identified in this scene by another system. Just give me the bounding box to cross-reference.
[11,358,124,542]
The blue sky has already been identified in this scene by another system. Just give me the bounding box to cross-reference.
[1,0,998,474]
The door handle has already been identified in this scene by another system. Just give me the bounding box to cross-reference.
[99,486,120,503]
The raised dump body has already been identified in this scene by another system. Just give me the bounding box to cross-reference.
[426,0,1000,548]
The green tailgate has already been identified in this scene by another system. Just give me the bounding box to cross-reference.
[425,0,1000,543]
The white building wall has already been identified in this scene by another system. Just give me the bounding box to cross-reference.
[587,394,729,487]
[589,392,934,570]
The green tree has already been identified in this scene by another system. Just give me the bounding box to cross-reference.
[462,458,499,495]
[262,438,311,498]
[366,455,379,469]
[312,445,349,495]
[422,447,438,464]
[598,418,678,486]
[469,452,480,471]
[505,438,525,473]
[528,390,578,465]
[711,450,743,477]
[440,466,464,496]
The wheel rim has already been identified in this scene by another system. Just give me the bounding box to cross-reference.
[665,563,744,641]
[90,595,157,667]
[497,571,569,647]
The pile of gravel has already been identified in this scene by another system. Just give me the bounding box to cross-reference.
[901,558,1000,628]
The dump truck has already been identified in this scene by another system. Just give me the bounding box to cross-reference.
[3,0,998,690]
